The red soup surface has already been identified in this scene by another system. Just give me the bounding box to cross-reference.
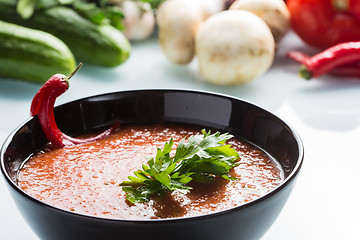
[17,124,284,219]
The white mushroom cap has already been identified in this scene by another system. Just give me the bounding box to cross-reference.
[157,0,205,64]
[196,10,275,85]
[230,0,291,43]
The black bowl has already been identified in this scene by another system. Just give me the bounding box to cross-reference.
[1,90,303,240]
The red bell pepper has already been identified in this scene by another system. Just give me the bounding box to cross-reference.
[287,0,360,49]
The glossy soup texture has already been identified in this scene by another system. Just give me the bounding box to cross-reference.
[17,124,284,219]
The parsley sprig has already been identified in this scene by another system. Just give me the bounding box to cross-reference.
[120,130,239,203]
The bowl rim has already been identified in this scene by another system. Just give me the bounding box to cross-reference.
[0,88,304,223]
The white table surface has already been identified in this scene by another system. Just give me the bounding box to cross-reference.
[1,31,359,240]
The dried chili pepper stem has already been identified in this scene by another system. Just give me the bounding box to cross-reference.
[30,63,119,147]
[67,62,83,79]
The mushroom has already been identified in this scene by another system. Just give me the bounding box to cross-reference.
[195,10,275,85]
[229,0,291,43]
[156,0,206,64]
[196,0,226,17]
[121,0,156,41]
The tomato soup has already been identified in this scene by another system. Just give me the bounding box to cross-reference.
[17,124,283,219]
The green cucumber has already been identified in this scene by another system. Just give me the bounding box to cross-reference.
[0,20,76,83]
[0,1,131,67]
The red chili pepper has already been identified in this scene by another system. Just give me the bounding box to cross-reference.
[286,50,360,77]
[327,62,360,77]
[286,51,310,65]
[286,41,360,79]
[30,63,119,147]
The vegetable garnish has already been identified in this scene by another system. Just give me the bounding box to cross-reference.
[30,63,119,147]
[120,130,240,203]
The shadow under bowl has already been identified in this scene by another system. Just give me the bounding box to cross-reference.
[1,89,303,240]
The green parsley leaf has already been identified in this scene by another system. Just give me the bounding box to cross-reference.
[120,130,240,203]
